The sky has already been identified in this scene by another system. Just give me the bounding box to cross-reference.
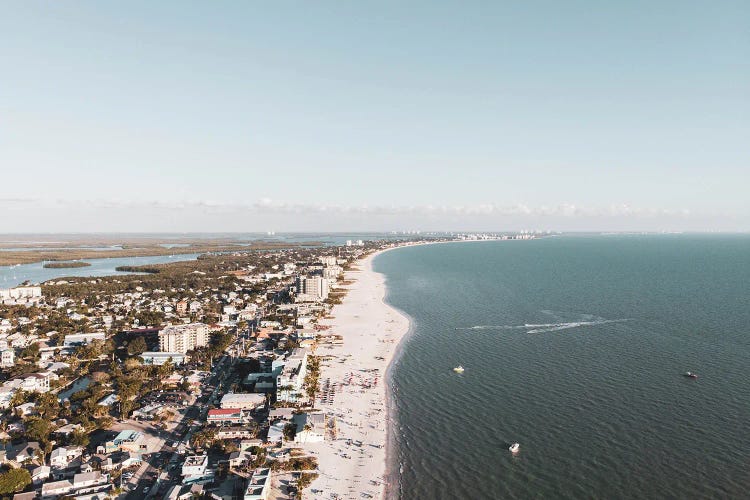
[1,1,748,232]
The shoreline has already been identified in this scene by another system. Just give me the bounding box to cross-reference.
[309,239,509,499]
[306,247,411,499]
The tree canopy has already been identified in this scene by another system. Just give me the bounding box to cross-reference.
[0,468,32,494]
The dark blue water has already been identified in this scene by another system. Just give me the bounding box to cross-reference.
[376,235,750,499]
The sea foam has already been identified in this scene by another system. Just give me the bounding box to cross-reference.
[456,318,630,334]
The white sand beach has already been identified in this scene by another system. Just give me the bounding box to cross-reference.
[306,249,409,499]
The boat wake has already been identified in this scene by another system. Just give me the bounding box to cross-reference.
[456,318,630,334]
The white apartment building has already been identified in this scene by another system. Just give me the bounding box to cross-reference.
[0,349,14,367]
[320,256,337,267]
[295,276,329,302]
[322,266,342,280]
[158,323,208,354]
[276,348,308,403]
[0,286,42,305]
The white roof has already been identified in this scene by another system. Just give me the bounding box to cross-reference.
[220,393,265,406]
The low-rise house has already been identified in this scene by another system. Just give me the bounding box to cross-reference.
[266,422,285,445]
[41,479,74,499]
[31,464,51,485]
[110,451,141,469]
[207,408,244,425]
[220,393,265,411]
[97,393,117,406]
[73,470,108,489]
[141,351,187,365]
[41,471,109,500]
[53,423,84,437]
[42,361,70,373]
[104,430,148,454]
[39,346,61,361]
[268,408,296,421]
[62,332,105,347]
[5,441,42,464]
[215,426,257,440]
[16,402,37,417]
[132,403,164,420]
[50,446,84,469]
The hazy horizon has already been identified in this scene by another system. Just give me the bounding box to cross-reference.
[2,1,748,232]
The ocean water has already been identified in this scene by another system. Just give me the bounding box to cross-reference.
[376,235,750,499]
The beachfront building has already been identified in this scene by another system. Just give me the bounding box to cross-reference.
[244,468,271,500]
[141,351,187,365]
[276,348,308,403]
[322,266,342,279]
[158,323,208,354]
[293,412,326,443]
[63,332,106,347]
[295,276,329,302]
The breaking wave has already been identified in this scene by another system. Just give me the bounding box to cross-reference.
[456,318,630,334]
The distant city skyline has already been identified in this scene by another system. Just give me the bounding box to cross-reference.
[2,1,748,232]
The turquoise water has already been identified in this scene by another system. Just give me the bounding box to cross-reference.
[376,235,750,499]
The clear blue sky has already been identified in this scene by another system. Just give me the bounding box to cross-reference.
[1,1,748,232]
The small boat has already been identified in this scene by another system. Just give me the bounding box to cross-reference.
[509,443,520,453]
[685,372,698,379]
[453,365,465,373]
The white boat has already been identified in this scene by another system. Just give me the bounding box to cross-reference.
[509,443,520,453]
[453,365,465,373]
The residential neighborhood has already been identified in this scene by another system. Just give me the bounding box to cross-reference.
[0,243,378,499]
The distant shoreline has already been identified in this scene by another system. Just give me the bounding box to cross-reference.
[42,261,91,269]
[0,239,319,266]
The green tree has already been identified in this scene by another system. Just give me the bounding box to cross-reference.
[191,428,216,449]
[69,429,90,447]
[20,342,40,360]
[33,392,61,420]
[0,468,32,494]
[283,423,296,441]
[127,336,147,356]
[25,417,54,445]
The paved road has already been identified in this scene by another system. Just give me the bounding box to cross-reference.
[120,354,233,499]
